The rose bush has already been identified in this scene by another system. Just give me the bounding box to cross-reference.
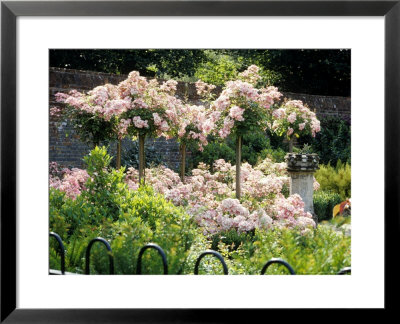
[271,99,321,151]
[54,85,124,147]
[51,147,318,236]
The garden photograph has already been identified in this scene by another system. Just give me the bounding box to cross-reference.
[49,49,351,275]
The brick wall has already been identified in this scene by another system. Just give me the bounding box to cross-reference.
[49,67,351,169]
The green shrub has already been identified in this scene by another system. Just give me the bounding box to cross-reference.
[315,161,351,200]
[111,186,198,274]
[189,131,286,169]
[240,132,272,165]
[210,229,255,252]
[248,227,351,275]
[313,190,342,221]
[188,139,235,171]
[83,146,131,222]
[182,226,351,275]
[49,188,98,237]
[259,146,286,163]
[299,116,351,166]
[294,143,314,155]
[50,147,200,275]
[50,186,200,275]
[194,50,239,86]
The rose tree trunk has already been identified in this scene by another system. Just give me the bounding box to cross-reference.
[236,135,242,199]
[138,134,145,185]
[180,142,186,183]
[116,139,122,169]
[289,137,294,153]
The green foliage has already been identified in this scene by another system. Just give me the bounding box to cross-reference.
[188,138,235,171]
[300,116,351,166]
[210,229,255,252]
[257,49,351,96]
[189,131,285,170]
[49,188,70,238]
[184,50,282,89]
[294,143,314,155]
[194,50,240,86]
[182,226,351,275]
[315,162,351,200]
[313,190,342,222]
[50,49,207,78]
[50,49,350,96]
[248,227,351,275]
[240,132,271,165]
[63,107,118,147]
[227,49,350,96]
[50,186,199,275]
[49,189,96,236]
[259,146,286,163]
[329,215,351,227]
[114,186,198,274]
[50,147,199,275]
[83,146,129,222]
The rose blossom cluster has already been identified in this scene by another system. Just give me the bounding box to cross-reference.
[116,72,214,151]
[50,155,317,234]
[271,100,321,138]
[122,157,316,235]
[170,103,211,151]
[49,162,89,200]
[195,80,216,97]
[116,72,183,138]
[267,193,316,231]
[238,64,262,84]
[55,85,131,122]
[54,71,192,142]
[199,65,283,140]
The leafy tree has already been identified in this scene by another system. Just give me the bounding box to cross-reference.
[50,49,350,97]
[227,49,350,96]
[50,49,207,77]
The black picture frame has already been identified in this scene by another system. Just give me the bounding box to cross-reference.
[1,0,398,322]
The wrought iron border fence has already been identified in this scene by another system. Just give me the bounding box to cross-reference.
[49,232,351,275]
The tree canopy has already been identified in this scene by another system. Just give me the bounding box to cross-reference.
[50,49,350,96]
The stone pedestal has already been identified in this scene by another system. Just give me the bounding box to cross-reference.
[285,153,319,221]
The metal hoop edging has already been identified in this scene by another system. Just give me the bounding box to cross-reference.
[194,250,228,275]
[49,232,65,275]
[261,258,296,275]
[136,243,168,274]
[85,237,114,275]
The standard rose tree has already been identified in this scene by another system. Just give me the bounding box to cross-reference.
[271,100,321,152]
[117,71,182,184]
[54,85,130,168]
[167,102,212,182]
[198,65,283,199]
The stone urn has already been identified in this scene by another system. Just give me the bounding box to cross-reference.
[285,153,319,223]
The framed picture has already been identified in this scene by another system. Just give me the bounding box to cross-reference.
[1,0,398,321]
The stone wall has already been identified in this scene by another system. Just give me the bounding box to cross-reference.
[283,91,351,121]
[49,67,351,169]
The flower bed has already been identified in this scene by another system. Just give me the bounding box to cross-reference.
[49,148,350,275]
[51,148,318,236]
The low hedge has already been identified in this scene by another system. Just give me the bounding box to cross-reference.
[313,190,342,222]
